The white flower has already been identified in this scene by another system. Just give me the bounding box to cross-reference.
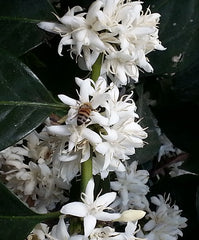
[47,77,109,165]
[50,216,70,240]
[101,50,139,85]
[98,2,165,85]
[104,84,138,125]
[38,0,165,85]
[140,194,187,240]
[27,223,49,240]
[120,221,144,240]
[169,161,196,178]
[96,120,147,171]
[90,226,121,240]
[92,152,126,179]
[38,3,106,58]
[0,131,70,213]
[48,76,147,177]
[157,133,181,162]
[111,161,149,211]
[61,178,121,237]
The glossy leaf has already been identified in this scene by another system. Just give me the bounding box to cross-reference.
[132,84,161,164]
[0,51,66,151]
[173,62,199,104]
[143,0,199,75]
[0,182,60,240]
[0,0,55,56]
[196,186,199,222]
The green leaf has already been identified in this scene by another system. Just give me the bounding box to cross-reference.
[143,0,199,75]
[0,0,55,56]
[0,51,66,151]
[0,181,40,240]
[196,186,199,222]
[132,83,161,164]
[0,181,60,240]
[172,62,199,104]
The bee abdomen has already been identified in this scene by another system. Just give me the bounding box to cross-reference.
[77,114,89,125]
[77,108,91,125]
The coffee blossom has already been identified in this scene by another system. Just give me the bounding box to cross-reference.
[0,131,70,213]
[47,76,147,179]
[111,161,149,211]
[138,195,187,240]
[38,0,165,85]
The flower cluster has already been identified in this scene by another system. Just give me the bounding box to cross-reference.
[0,1,189,240]
[111,161,150,211]
[27,178,146,240]
[138,195,188,240]
[38,0,165,86]
[0,131,70,213]
[47,76,147,179]
[0,135,188,240]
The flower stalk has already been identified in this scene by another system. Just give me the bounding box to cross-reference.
[91,53,103,82]
[81,153,93,193]
[81,54,103,192]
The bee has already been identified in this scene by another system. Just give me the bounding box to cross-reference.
[77,102,93,126]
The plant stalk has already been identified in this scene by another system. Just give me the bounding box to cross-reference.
[81,53,103,193]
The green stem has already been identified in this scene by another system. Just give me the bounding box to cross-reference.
[91,53,103,82]
[81,155,93,193]
[81,53,103,193]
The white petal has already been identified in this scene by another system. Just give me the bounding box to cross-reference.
[58,35,74,56]
[82,128,102,145]
[150,196,161,205]
[85,178,94,203]
[101,128,118,141]
[95,76,107,93]
[60,202,87,217]
[110,160,126,172]
[52,217,69,240]
[90,112,109,126]
[86,1,103,23]
[95,192,116,208]
[125,222,137,236]
[109,111,119,125]
[120,188,129,206]
[58,94,77,106]
[47,125,70,136]
[102,154,111,170]
[133,27,156,35]
[95,142,109,155]
[88,31,106,50]
[84,48,99,70]
[79,79,94,102]
[84,215,96,237]
[96,212,121,221]
[110,181,121,191]
[37,22,66,33]
[143,219,156,231]
[81,143,91,162]
[109,84,119,102]
[75,77,84,87]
